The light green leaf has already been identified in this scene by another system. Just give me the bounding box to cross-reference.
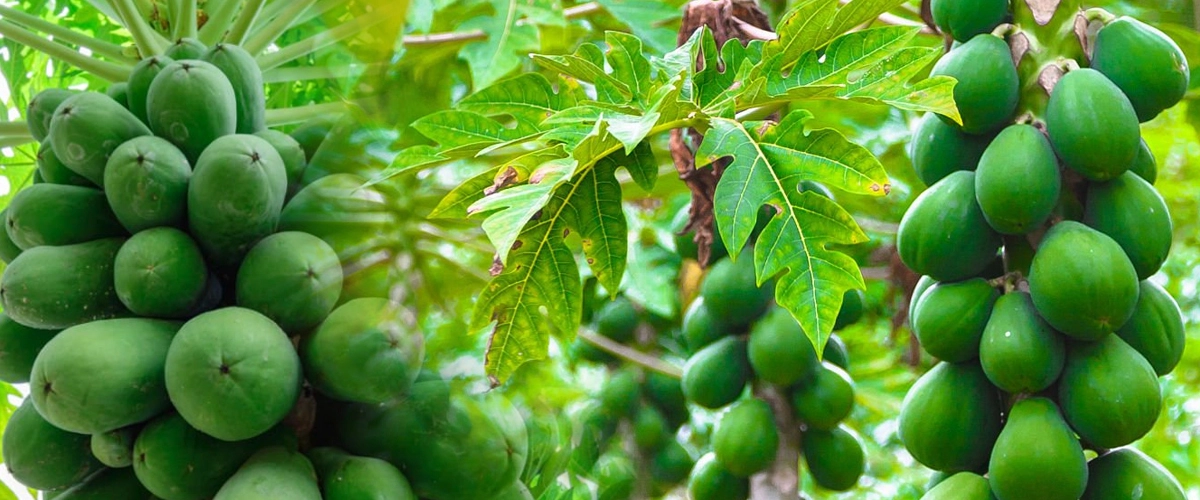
[432,146,569,219]
[562,156,627,294]
[838,46,962,123]
[596,0,681,53]
[653,27,707,101]
[762,26,920,91]
[615,141,657,192]
[458,73,581,127]
[459,0,540,90]
[532,45,632,99]
[604,32,652,103]
[412,110,536,153]
[471,158,576,263]
[623,241,681,318]
[374,145,448,182]
[766,0,906,67]
[518,0,565,26]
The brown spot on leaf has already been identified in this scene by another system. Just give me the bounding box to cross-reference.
[490,257,505,276]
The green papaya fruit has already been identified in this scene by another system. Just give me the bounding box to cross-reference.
[1117,280,1184,376]
[236,231,343,333]
[204,44,266,134]
[713,398,778,477]
[644,370,689,428]
[1128,139,1157,184]
[988,397,1087,500]
[823,333,850,370]
[650,440,694,486]
[834,288,864,330]
[682,336,750,409]
[699,251,772,329]
[146,59,237,162]
[2,399,101,490]
[909,112,992,186]
[308,447,417,500]
[254,129,308,197]
[279,173,400,254]
[930,0,1007,42]
[633,406,669,452]
[48,91,151,185]
[300,298,423,404]
[289,114,339,162]
[334,380,528,500]
[1046,68,1141,181]
[979,292,1066,394]
[898,171,1002,282]
[127,55,173,125]
[594,296,639,343]
[1092,17,1189,122]
[593,450,636,500]
[790,361,855,429]
[114,227,208,318]
[0,211,21,264]
[1,238,128,329]
[683,297,726,353]
[1082,448,1185,500]
[803,425,866,491]
[1084,171,1172,279]
[913,278,999,362]
[599,366,641,417]
[0,312,56,383]
[974,124,1061,234]
[91,425,138,468]
[1058,335,1161,448]
[163,37,207,60]
[188,134,287,268]
[922,472,996,500]
[54,467,156,499]
[213,446,321,500]
[31,318,177,434]
[27,88,78,141]
[687,452,749,500]
[930,35,1018,134]
[133,412,296,500]
[37,138,94,186]
[1028,221,1140,340]
[748,307,819,386]
[909,275,936,324]
[103,135,191,232]
[900,362,1001,472]
[5,184,124,249]
[106,82,130,108]
[165,307,302,441]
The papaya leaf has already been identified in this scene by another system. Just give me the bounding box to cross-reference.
[459,0,539,90]
[412,109,537,153]
[532,46,632,99]
[760,26,920,91]
[562,155,627,294]
[458,73,583,128]
[518,0,565,26]
[838,46,962,122]
[595,0,681,54]
[653,27,707,101]
[431,146,568,219]
[616,141,658,192]
[604,32,653,104]
[766,0,907,66]
[624,241,682,318]
[470,158,577,263]
[373,145,448,181]
[696,113,880,352]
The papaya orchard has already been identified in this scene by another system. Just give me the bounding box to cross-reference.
[0,0,1198,499]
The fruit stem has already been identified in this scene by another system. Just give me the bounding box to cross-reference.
[173,0,197,39]
[990,23,1020,38]
[1057,58,1081,72]
[1082,7,1116,25]
[242,0,320,55]
[0,20,133,81]
[0,135,35,149]
[110,0,168,55]
[225,0,267,45]
[577,330,684,378]
[0,5,134,63]
[197,0,241,45]
[750,384,802,498]
[263,101,350,127]
[254,11,383,70]
[0,122,30,136]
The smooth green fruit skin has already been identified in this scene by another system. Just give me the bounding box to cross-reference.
[1092,17,1189,122]
[49,91,151,186]
[1082,448,1185,500]
[1130,139,1157,184]
[335,381,528,500]
[188,134,287,269]
[1046,69,1141,181]
[682,337,750,409]
[823,333,850,370]
[114,227,207,318]
[900,362,1001,472]
[688,453,749,500]
[27,88,79,142]
[909,275,936,324]
[633,406,669,452]
[700,251,771,330]
[594,296,639,343]
[1059,335,1162,449]
[237,231,343,333]
[988,398,1087,500]
[748,307,819,386]
[147,59,237,162]
[979,292,1066,393]
[913,278,998,362]
[254,129,308,197]
[104,135,191,232]
[898,171,1002,282]
[301,298,423,404]
[713,399,778,477]
[31,318,177,434]
[791,362,855,431]
[279,173,400,259]
[1028,221,1140,340]
[0,210,19,263]
[5,184,124,250]
[106,82,130,108]
[290,114,339,162]
[204,44,266,134]
[165,307,302,441]
[683,298,725,353]
[1,238,128,329]
[214,446,321,500]
[37,139,94,187]
[54,467,156,499]
[833,288,864,330]
[1117,280,1185,376]
[922,472,996,500]
[803,425,865,491]
[593,451,636,500]
[0,312,56,383]
[930,35,1019,134]
[975,124,1061,234]
[126,55,173,125]
[651,440,694,486]
[1084,172,1172,279]
[91,426,138,468]
[599,367,641,417]
[164,38,207,60]
[644,370,689,428]
[909,112,992,186]
[308,448,417,500]
[3,399,101,491]
[931,0,1007,42]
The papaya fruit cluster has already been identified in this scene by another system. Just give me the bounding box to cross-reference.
[902,3,1188,499]
[0,37,461,499]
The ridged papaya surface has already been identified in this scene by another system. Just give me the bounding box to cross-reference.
[912,278,998,362]
[987,398,1088,500]
[979,293,1065,394]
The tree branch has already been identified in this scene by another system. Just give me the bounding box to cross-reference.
[111,0,168,55]
[174,0,196,39]
[577,330,684,379]
[226,0,267,45]
[197,0,241,45]
[243,0,320,54]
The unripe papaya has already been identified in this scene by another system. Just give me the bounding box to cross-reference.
[1046,68,1140,181]
[301,298,424,404]
[164,37,207,60]
[791,362,854,431]
[974,124,1060,234]
[687,453,749,500]
[1130,139,1157,184]
[48,92,151,185]
[833,288,864,330]
[106,82,130,108]
[127,55,173,125]
[979,292,1066,394]
[908,113,991,186]
[930,35,1019,135]
[237,231,343,333]
[987,398,1088,500]
[1059,335,1161,449]
[278,173,401,262]
[0,210,19,264]
[213,446,322,500]
[0,312,56,383]
[1028,221,1139,340]
[594,295,639,343]
[37,139,94,187]
[700,251,771,329]
[1117,280,1184,376]
[27,88,78,141]
[147,60,237,162]
[747,307,819,387]
[104,135,191,232]
[114,227,208,318]
[290,114,340,162]
[308,447,417,500]
[54,467,156,499]
[1084,171,1172,280]
[3,399,101,491]
[188,134,287,268]
[930,0,1008,42]
[1082,448,1185,500]
[682,337,750,409]
[599,366,641,417]
[254,129,308,197]
[921,472,995,500]
[1092,17,1189,122]
[204,43,265,133]
[909,275,935,323]
[632,405,669,452]
[91,425,138,468]
[1,238,128,329]
[802,425,865,491]
[6,184,124,249]
[823,333,850,370]
[897,171,1002,282]
[899,362,1001,472]
[912,278,998,362]
[650,440,694,486]
[643,370,689,428]
[683,297,725,353]
[713,399,778,477]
